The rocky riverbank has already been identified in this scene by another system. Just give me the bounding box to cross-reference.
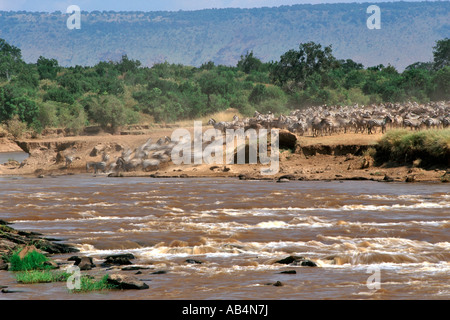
[0,219,78,258]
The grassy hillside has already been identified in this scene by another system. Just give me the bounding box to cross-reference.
[0,2,448,70]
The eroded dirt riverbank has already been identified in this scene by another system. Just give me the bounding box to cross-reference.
[0,129,447,183]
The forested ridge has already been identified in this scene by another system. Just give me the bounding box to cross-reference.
[0,2,448,70]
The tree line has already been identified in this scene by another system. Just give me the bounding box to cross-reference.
[0,37,448,137]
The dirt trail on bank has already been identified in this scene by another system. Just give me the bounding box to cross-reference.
[0,127,448,183]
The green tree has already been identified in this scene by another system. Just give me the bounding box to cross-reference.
[338,59,364,73]
[15,63,39,89]
[401,68,433,101]
[270,42,337,87]
[198,70,231,110]
[248,84,267,104]
[37,56,59,80]
[89,95,129,133]
[433,38,450,70]
[0,39,24,81]
[114,55,142,74]
[431,66,450,100]
[237,51,263,74]
[43,87,75,104]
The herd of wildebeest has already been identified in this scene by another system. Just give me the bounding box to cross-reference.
[79,101,449,174]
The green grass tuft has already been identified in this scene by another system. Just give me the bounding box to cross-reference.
[70,275,118,293]
[15,270,70,284]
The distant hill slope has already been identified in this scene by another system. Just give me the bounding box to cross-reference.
[0,2,448,70]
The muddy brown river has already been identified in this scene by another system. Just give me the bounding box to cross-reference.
[0,174,448,300]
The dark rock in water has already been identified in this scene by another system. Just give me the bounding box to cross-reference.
[107,274,149,290]
[40,240,79,254]
[102,254,134,266]
[273,281,284,287]
[265,281,284,287]
[279,270,297,274]
[275,255,317,267]
[0,220,11,226]
[151,270,168,275]
[383,174,394,182]
[295,259,318,267]
[69,256,95,270]
[0,261,8,271]
[275,256,304,265]
[185,259,203,264]
[1,288,25,294]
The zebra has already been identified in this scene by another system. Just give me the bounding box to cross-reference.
[443,117,450,128]
[367,115,393,134]
[142,159,160,172]
[288,121,307,136]
[423,117,441,130]
[208,118,228,133]
[156,136,171,146]
[65,156,74,168]
[311,116,324,137]
[403,118,422,131]
[102,153,110,163]
[86,161,107,175]
[115,157,141,172]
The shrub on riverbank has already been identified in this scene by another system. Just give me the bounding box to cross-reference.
[375,129,450,167]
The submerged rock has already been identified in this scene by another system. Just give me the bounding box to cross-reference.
[102,254,135,266]
[279,270,297,274]
[185,259,203,264]
[107,274,149,290]
[294,259,317,267]
[265,281,284,287]
[274,255,317,267]
[151,270,168,275]
[69,256,96,270]
[275,256,304,264]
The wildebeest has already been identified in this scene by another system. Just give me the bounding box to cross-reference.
[86,161,107,175]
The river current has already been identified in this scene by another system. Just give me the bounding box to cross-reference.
[0,174,448,300]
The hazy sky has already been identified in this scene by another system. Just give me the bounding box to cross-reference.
[0,0,432,12]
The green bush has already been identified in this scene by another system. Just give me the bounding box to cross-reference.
[375,129,450,166]
[5,115,27,139]
[8,249,53,272]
